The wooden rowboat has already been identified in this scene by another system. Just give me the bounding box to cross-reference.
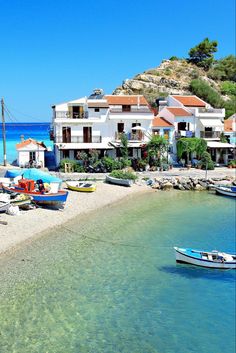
[66,181,96,192]
[1,184,68,208]
[215,186,236,197]
[106,175,133,187]
[174,247,236,269]
[0,201,10,213]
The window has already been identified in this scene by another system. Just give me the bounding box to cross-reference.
[29,151,36,160]
[83,127,92,143]
[163,129,169,140]
[95,108,100,112]
[117,123,124,133]
[122,105,131,112]
[62,150,69,158]
[153,129,160,136]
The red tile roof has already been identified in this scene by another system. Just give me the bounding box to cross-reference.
[172,95,206,107]
[166,107,192,116]
[152,117,174,127]
[105,95,149,105]
[16,138,46,149]
[224,119,236,132]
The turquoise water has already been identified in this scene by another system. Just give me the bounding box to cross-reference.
[0,191,235,353]
[0,123,52,164]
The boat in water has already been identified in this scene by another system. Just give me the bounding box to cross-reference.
[1,180,68,208]
[215,186,236,198]
[106,175,133,187]
[66,181,96,192]
[174,247,236,269]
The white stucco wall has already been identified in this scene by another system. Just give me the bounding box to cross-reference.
[17,144,45,167]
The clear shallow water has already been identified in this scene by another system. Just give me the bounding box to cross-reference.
[0,123,52,163]
[0,191,235,353]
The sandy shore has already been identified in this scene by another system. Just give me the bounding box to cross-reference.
[0,182,149,255]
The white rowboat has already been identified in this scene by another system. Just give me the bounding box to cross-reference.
[174,247,236,269]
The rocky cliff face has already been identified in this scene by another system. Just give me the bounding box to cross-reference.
[113,59,220,104]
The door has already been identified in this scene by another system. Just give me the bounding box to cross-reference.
[83,127,92,143]
[62,127,71,143]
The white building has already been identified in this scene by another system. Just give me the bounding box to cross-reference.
[158,95,233,164]
[51,90,154,166]
[16,138,46,168]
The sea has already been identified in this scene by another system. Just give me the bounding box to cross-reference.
[0,191,235,353]
[0,122,52,164]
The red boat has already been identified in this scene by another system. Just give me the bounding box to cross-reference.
[1,179,68,208]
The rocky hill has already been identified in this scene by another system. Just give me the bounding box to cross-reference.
[112,59,230,108]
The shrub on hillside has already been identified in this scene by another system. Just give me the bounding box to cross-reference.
[220,81,236,96]
[190,79,224,108]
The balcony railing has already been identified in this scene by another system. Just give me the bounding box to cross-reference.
[55,111,89,119]
[55,136,102,143]
[110,107,150,113]
[200,131,221,138]
[175,131,195,139]
[197,108,224,114]
[115,132,144,141]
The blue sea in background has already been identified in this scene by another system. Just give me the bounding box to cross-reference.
[0,122,52,164]
[0,191,235,353]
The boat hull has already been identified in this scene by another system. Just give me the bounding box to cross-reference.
[0,201,10,213]
[106,175,133,187]
[66,182,96,192]
[2,185,68,208]
[174,247,236,269]
[215,187,236,197]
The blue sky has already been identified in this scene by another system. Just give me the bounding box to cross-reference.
[0,0,235,122]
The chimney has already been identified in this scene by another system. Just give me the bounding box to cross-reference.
[137,95,140,109]
[20,134,24,142]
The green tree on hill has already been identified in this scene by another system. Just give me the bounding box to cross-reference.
[208,55,236,82]
[188,38,218,70]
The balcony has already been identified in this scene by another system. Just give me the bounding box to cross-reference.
[200,131,221,139]
[55,111,89,119]
[175,131,195,139]
[193,107,225,118]
[115,132,144,141]
[55,136,102,143]
[110,107,151,113]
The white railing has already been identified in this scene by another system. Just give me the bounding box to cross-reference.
[55,136,102,143]
[55,111,89,119]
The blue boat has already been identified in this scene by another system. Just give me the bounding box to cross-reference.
[1,184,68,208]
[174,247,236,269]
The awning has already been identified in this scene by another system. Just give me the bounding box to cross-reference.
[207,141,234,148]
[200,119,223,127]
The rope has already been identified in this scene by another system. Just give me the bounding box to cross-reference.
[61,225,171,249]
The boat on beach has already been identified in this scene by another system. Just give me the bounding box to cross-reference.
[1,182,68,208]
[0,201,10,213]
[66,181,96,192]
[106,175,133,187]
[174,247,236,269]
